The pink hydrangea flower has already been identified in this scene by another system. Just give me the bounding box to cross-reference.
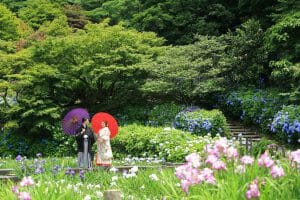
[245,179,260,199]
[185,153,201,168]
[270,165,285,178]
[240,155,254,165]
[258,153,274,168]
[18,192,31,200]
[20,176,35,187]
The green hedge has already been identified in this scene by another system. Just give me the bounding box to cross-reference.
[147,103,185,127]
[0,126,77,157]
[217,88,300,144]
[174,109,230,137]
[116,103,184,126]
[111,124,212,162]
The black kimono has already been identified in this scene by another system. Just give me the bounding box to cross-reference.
[75,125,96,168]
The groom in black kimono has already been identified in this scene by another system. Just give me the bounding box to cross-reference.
[75,118,96,168]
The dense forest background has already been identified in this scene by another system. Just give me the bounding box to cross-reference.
[0,0,299,143]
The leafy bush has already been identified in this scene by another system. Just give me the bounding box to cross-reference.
[218,88,288,134]
[147,103,185,127]
[270,105,300,144]
[0,125,77,157]
[111,124,213,162]
[174,109,230,137]
[115,106,151,125]
[250,138,274,157]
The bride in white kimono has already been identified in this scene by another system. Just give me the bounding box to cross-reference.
[96,121,113,166]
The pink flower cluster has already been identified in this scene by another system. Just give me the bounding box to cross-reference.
[289,149,300,169]
[20,176,35,187]
[258,152,274,168]
[240,155,254,165]
[175,153,217,193]
[205,138,238,160]
[245,179,260,199]
[176,138,240,193]
[270,165,285,178]
[12,176,35,200]
[258,152,285,178]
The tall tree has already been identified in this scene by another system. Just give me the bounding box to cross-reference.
[1,21,164,135]
[141,35,231,103]
[264,0,300,101]
[18,0,64,29]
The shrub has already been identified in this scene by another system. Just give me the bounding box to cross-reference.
[174,109,230,137]
[217,88,288,135]
[115,106,151,125]
[111,124,213,162]
[270,105,300,144]
[147,103,185,127]
[250,138,274,157]
[0,125,77,157]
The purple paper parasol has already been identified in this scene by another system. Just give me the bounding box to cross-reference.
[61,108,90,135]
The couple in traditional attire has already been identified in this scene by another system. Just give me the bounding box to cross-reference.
[75,118,113,168]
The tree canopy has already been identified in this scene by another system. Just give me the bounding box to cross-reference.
[0,0,298,136]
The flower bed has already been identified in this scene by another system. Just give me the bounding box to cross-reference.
[174,109,230,137]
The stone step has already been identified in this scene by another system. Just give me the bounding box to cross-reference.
[249,138,262,141]
[234,135,261,138]
[0,175,19,182]
[0,169,14,176]
[232,132,258,135]
[228,125,245,128]
[230,128,256,132]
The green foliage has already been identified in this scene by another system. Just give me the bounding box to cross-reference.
[222,19,269,86]
[141,35,231,103]
[0,21,164,136]
[218,88,289,137]
[38,15,72,37]
[0,125,76,157]
[79,0,238,44]
[116,106,151,125]
[0,4,21,40]
[250,138,274,157]
[174,109,230,137]
[111,124,210,162]
[63,4,89,29]
[147,103,184,127]
[18,0,64,29]
[264,0,300,90]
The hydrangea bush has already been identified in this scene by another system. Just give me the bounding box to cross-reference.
[217,88,300,143]
[270,105,300,144]
[0,125,77,157]
[174,109,230,137]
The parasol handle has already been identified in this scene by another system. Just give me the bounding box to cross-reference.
[83,135,89,168]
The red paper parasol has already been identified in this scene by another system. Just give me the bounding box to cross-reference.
[61,108,90,135]
[91,112,119,139]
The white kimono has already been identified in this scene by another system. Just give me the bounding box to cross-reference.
[96,127,113,166]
